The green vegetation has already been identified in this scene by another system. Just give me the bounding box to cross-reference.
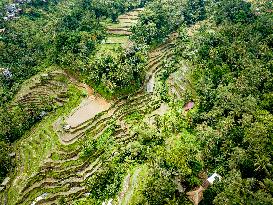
[1,0,273,204]
[83,44,148,98]
[0,141,11,182]
[130,0,206,45]
[173,0,273,203]
[0,0,149,182]
[0,0,147,104]
[5,84,83,205]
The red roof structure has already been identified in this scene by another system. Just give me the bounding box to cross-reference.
[183,101,195,112]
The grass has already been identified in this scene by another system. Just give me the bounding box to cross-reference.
[96,44,122,56]
[84,79,141,101]
[125,111,144,124]
[107,21,136,29]
[12,67,63,101]
[106,36,129,44]
[9,84,160,203]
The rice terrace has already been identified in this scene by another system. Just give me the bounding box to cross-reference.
[0,0,272,205]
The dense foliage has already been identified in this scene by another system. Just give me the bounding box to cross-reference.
[175,0,273,203]
[83,45,148,97]
[1,0,147,105]
[76,0,272,203]
[77,110,201,204]
[130,0,206,45]
[0,141,11,182]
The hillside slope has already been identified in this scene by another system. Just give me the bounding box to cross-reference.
[0,8,178,205]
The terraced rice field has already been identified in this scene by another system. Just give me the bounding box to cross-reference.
[13,70,71,109]
[0,83,83,205]
[167,63,188,99]
[105,8,144,48]
[107,9,141,35]
[0,9,177,205]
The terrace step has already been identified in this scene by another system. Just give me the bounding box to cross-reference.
[18,159,101,204]
[36,187,85,205]
[107,30,132,35]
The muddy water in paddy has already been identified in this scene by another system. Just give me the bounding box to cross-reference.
[65,82,111,127]
[66,96,110,127]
